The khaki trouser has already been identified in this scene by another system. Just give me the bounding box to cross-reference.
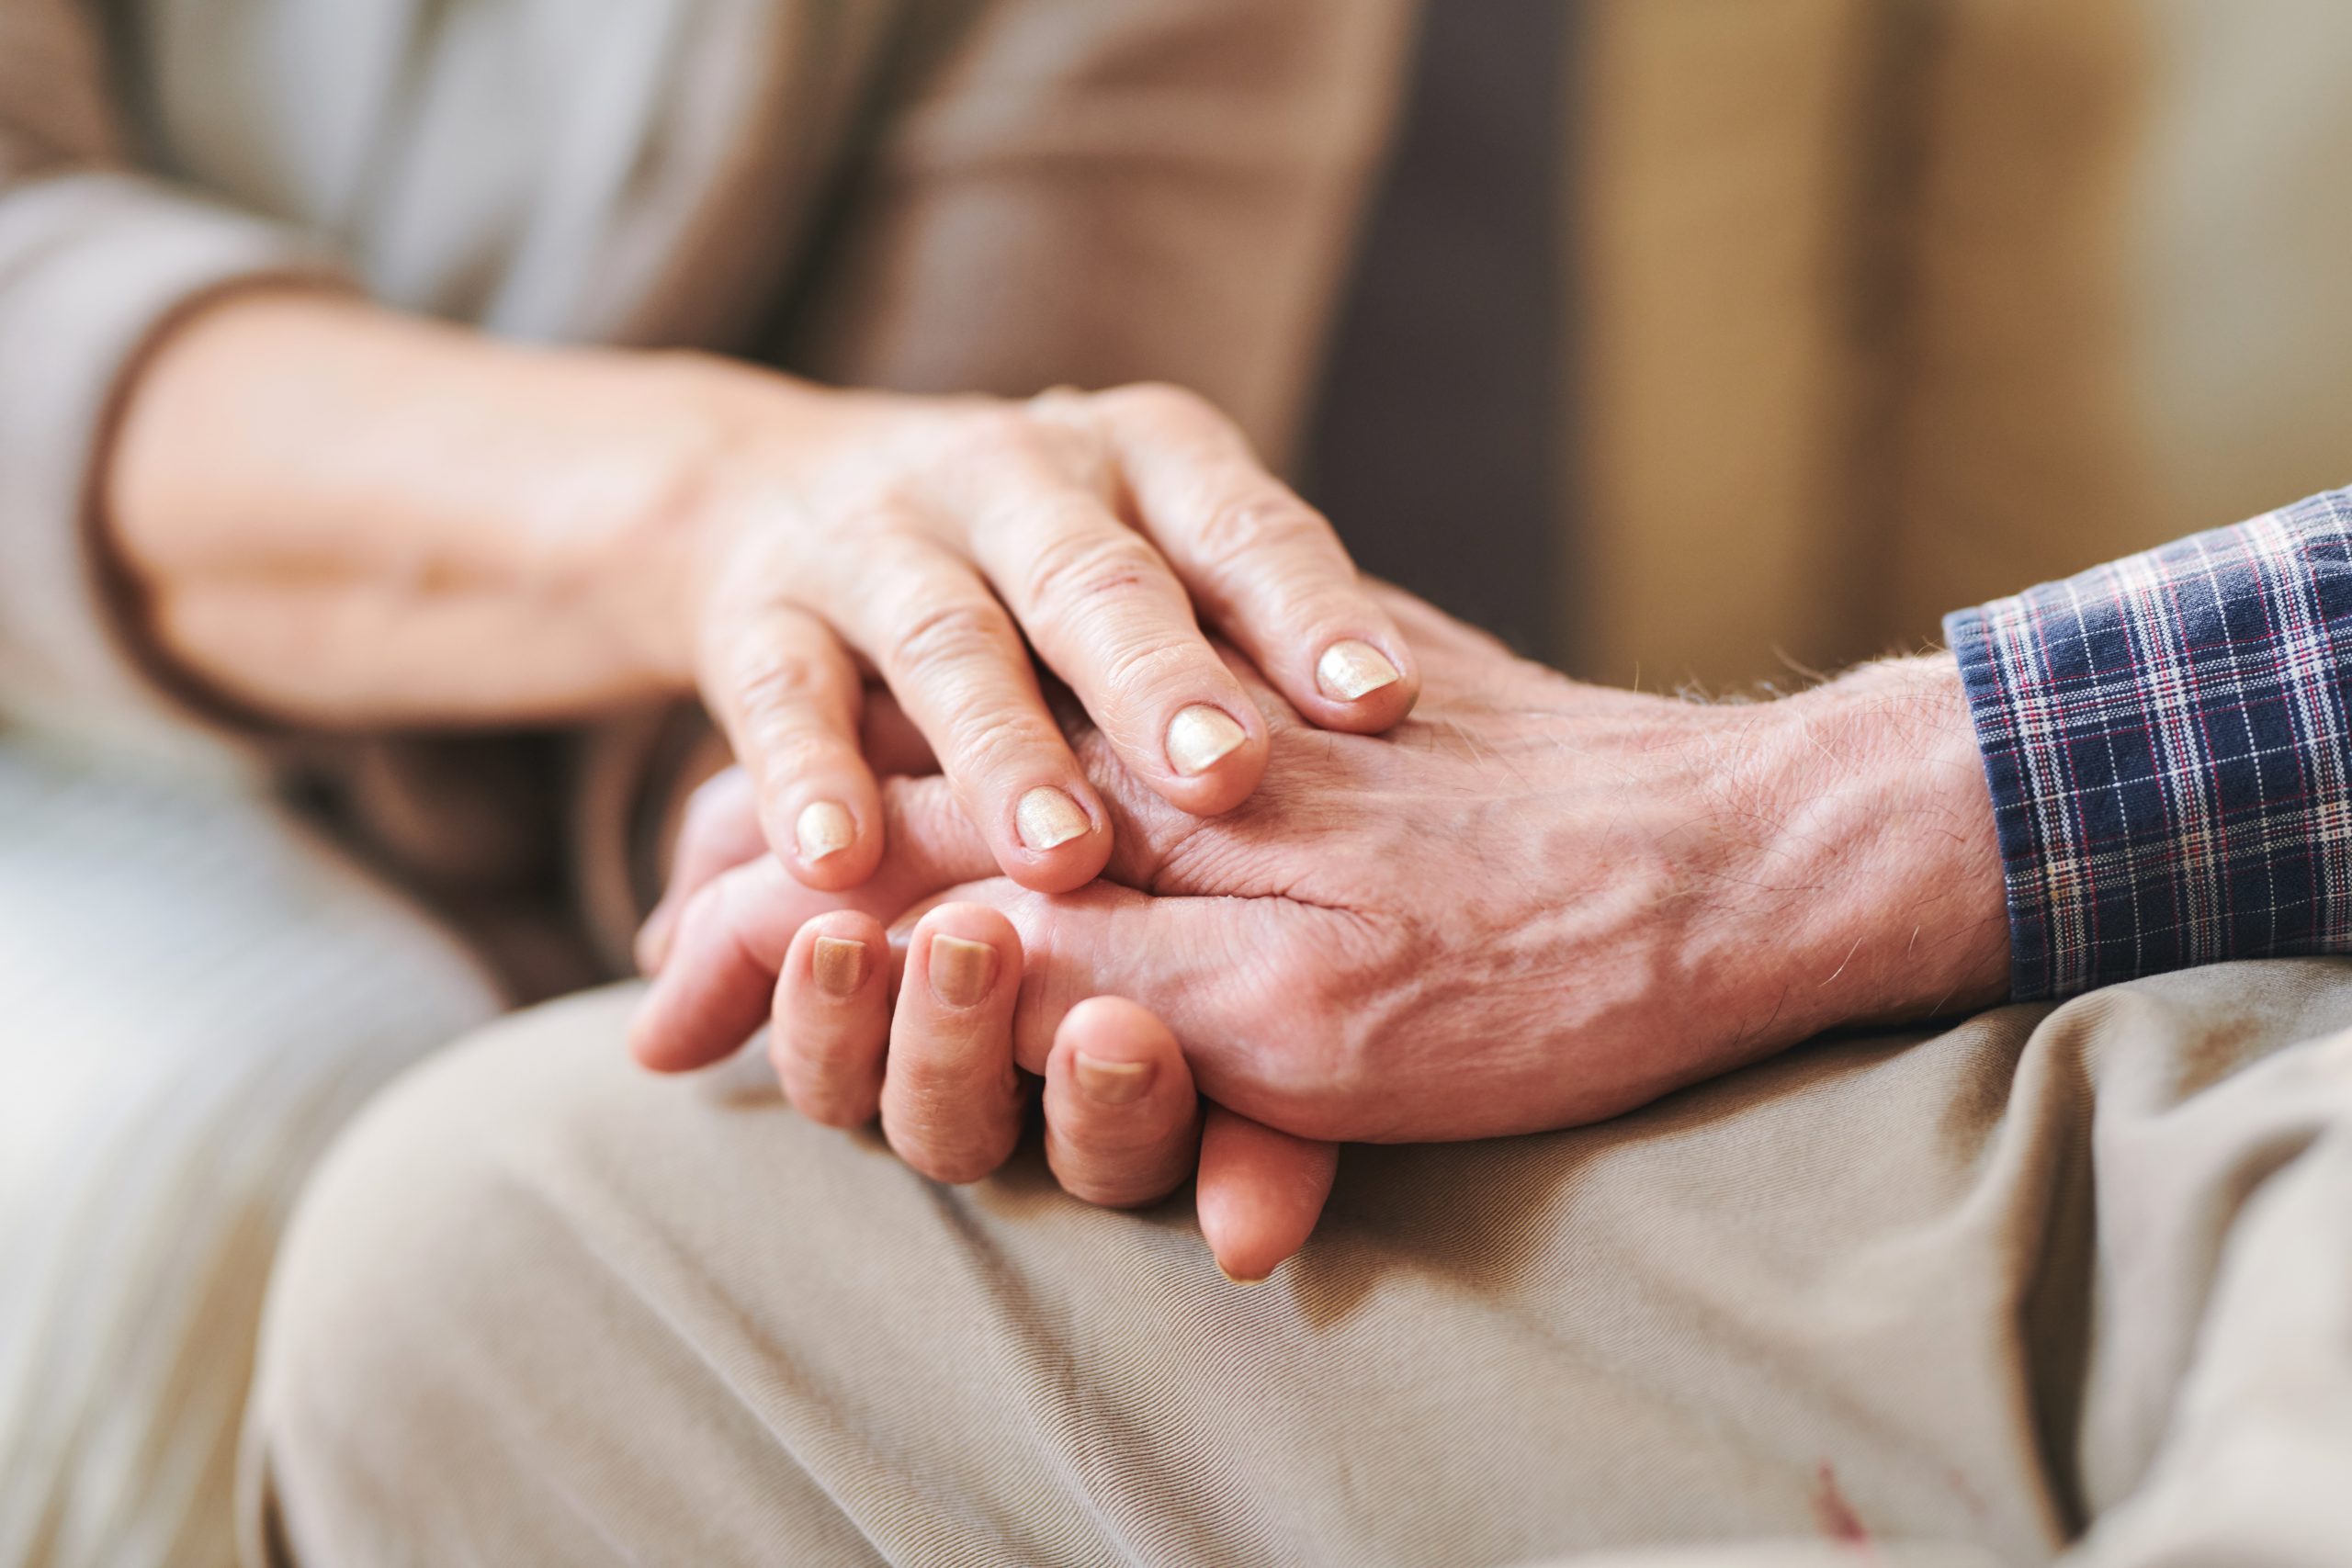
[248,962,2352,1566]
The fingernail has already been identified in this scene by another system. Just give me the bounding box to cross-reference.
[796,800,854,863]
[1317,639,1400,702]
[1073,1053,1155,1104]
[1216,1261,1271,1287]
[812,936,869,998]
[928,934,998,1008]
[1166,705,1247,776]
[1016,785,1091,852]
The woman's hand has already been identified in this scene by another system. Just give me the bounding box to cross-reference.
[104,291,1418,889]
[679,376,1419,896]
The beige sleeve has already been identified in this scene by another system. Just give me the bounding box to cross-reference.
[782,0,1420,467]
[0,0,345,746]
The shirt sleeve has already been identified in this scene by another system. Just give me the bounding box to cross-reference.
[0,0,346,748]
[1944,487,2352,1000]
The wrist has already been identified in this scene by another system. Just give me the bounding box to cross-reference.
[581,349,772,694]
[1747,654,2011,1031]
[636,360,900,689]
[107,288,736,721]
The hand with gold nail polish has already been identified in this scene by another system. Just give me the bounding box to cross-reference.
[681,374,1420,908]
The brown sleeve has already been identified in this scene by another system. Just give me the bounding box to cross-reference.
[582,0,1420,965]
[0,0,345,748]
[779,0,1420,467]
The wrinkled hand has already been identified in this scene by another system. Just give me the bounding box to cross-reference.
[632,728,1338,1284]
[684,377,1419,897]
[636,589,2009,1267]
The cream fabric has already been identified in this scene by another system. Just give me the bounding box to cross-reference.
[251,961,2352,1566]
[0,737,502,1568]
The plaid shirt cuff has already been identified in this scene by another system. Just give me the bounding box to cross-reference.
[1944,488,2352,1000]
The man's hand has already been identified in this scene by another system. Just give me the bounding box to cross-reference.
[634,588,2010,1265]
[632,766,1338,1284]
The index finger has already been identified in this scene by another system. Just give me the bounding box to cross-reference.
[1075,385,1419,736]
[961,460,1271,819]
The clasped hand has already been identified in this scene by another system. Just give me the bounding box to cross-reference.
[632,589,2010,1279]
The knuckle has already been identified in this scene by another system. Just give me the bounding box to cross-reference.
[942,705,1065,782]
[786,1022,865,1083]
[1195,490,1337,570]
[931,407,1039,473]
[909,1148,1001,1187]
[795,1098,863,1131]
[896,651,1064,770]
[772,1051,822,1105]
[883,597,1015,682]
[1053,1112,1176,1170]
[830,489,928,539]
[891,1096,1018,1184]
[1232,954,1368,1113]
[1102,380,1218,431]
[788,1082,873,1131]
[1018,525,1169,620]
[800,493,931,578]
[739,709,844,781]
[1057,1164,1170,1212]
[732,648,833,717]
[1096,637,1207,710]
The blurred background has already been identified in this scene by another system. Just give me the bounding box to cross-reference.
[1307,0,2352,692]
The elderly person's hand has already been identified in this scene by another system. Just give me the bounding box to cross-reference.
[634,588,2012,1265]
[107,292,1419,892]
[628,751,1341,1284]
[671,373,1422,893]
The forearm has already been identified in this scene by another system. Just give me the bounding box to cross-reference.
[1752,486,2352,1024]
[1711,654,2010,1046]
[103,289,731,727]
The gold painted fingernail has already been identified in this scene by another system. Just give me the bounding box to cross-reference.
[1016,785,1091,851]
[1166,705,1247,776]
[928,934,998,1008]
[795,800,854,863]
[1317,639,1400,701]
[812,937,869,998]
[1074,1053,1155,1104]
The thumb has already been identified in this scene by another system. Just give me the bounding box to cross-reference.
[1197,1108,1338,1284]
[632,774,996,1074]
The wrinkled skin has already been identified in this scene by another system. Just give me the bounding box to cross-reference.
[637,587,2008,1153]
[678,378,1420,898]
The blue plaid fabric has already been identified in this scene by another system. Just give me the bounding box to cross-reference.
[1945,488,2352,1000]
